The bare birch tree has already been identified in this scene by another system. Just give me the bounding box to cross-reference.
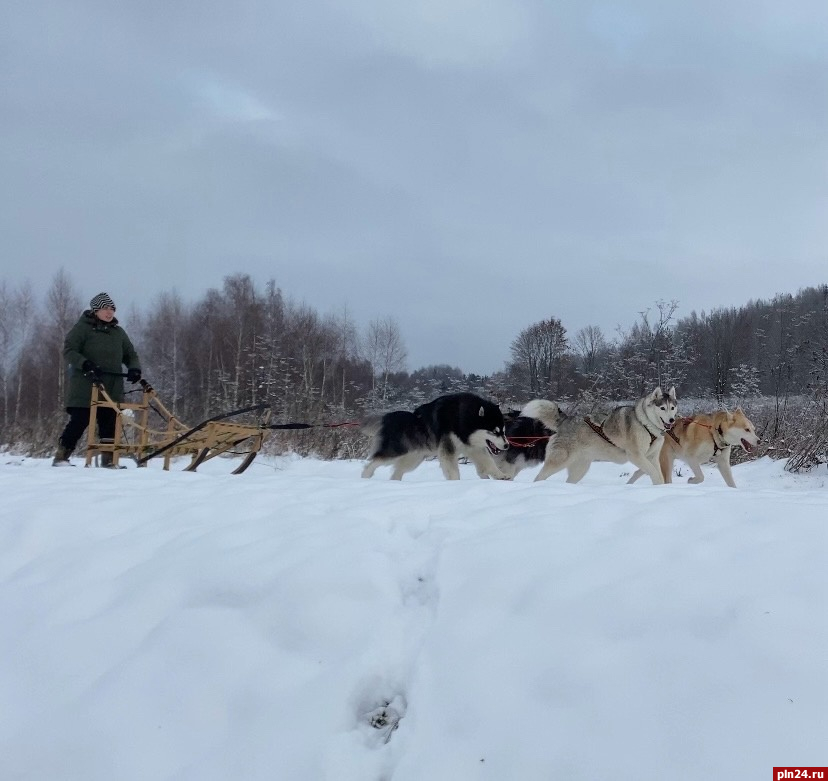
[45,269,82,410]
[326,305,359,409]
[573,325,609,376]
[363,316,407,403]
[12,281,35,426]
[140,291,187,416]
[0,282,12,430]
[508,317,569,396]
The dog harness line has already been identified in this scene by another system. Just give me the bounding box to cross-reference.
[680,417,728,456]
[506,434,553,448]
[581,416,659,449]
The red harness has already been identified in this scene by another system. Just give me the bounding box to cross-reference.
[670,417,727,455]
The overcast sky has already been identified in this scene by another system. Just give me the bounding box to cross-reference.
[2,1,827,374]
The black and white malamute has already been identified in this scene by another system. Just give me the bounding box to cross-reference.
[361,392,510,480]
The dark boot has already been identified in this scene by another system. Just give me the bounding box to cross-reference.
[99,451,126,469]
[52,443,75,467]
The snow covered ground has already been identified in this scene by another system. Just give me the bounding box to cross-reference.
[1,452,826,781]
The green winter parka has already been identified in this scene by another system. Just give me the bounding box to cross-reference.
[63,311,141,408]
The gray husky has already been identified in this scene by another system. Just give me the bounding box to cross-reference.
[361,392,510,481]
[534,387,678,485]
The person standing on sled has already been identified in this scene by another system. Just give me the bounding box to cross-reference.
[52,292,141,467]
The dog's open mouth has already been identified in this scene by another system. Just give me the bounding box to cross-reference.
[487,439,505,455]
[741,439,755,452]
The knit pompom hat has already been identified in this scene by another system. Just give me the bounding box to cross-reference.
[89,292,116,311]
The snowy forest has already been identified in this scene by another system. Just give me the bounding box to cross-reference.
[1,271,827,470]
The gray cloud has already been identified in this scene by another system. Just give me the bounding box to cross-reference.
[2,0,826,373]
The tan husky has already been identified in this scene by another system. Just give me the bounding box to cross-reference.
[628,408,759,488]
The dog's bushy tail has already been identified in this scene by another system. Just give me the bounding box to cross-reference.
[519,399,561,431]
[360,414,385,438]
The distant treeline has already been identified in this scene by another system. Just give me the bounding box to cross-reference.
[1,271,826,468]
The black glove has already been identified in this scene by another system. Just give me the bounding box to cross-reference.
[126,367,142,383]
[81,360,102,379]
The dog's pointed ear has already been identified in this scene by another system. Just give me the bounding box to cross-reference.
[652,386,662,400]
[668,386,676,400]
[735,406,743,414]
[479,406,485,417]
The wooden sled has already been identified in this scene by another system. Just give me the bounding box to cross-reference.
[85,381,271,473]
